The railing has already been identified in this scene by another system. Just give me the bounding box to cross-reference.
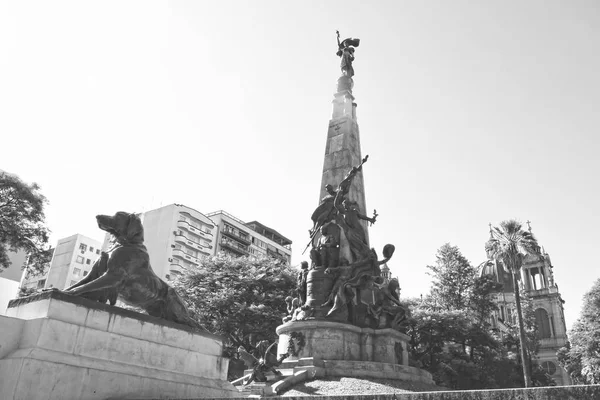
[220,237,249,254]
[177,220,213,237]
[222,227,251,245]
[206,210,247,226]
[174,232,213,252]
[172,249,201,265]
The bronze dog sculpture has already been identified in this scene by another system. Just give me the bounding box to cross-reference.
[62,211,205,331]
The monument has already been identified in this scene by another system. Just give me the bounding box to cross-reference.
[238,31,434,395]
[0,212,239,399]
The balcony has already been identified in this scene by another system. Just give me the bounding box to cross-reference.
[177,220,212,237]
[220,237,249,256]
[172,249,201,265]
[267,249,290,263]
[174,233,213,254]
[222,227,251,245]
[169,263,184,275]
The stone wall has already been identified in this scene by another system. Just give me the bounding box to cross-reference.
[202,384,600,400]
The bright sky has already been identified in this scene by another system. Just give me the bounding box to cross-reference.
[2,1,599,331]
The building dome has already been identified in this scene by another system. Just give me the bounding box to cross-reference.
[479,259,514,293]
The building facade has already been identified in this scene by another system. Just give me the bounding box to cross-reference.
[481,230,571,386]
[138,204,217,280]
[130,205,293,281]
[19,248,55,292]
[44,234,103,290]
[207,211,292,264]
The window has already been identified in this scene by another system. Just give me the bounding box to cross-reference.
[535,308,552,339]
[90,247,94,252]
[37,279,46,288]
[96,249,100,255]
[76,256,84,264]
[79,243,87,252]
[83,271,88,276]
[253,237,267,249]
[73,268,81,276]
[86,259,91,265]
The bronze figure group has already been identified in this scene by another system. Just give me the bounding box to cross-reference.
[292,157,408,330]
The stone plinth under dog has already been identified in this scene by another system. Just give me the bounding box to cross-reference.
[271,320,433,394]
[0,291,239,400]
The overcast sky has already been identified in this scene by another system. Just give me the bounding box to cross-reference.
[2,1,599,331]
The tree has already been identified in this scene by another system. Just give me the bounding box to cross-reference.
[470,275,504,328]
[426,243,478,311]
[170,253,297,357]
[405,299,514,389]
[558,278,600,384]
[0,172,51,274]
[485,220,540,387]
[407,242,551,389]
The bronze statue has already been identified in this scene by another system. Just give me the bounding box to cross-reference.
[309,184,338,236]
[334,197,377,261]
[323,245,395,318]
[57,212,205,331]
[368,278,408,330]
[297,261,309,305]
[336,30,360,78]
[303,155,369,255]
[318,223,341,269]
[283,296,300,323]
[238,342,289,385]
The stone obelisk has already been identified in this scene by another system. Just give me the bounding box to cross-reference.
[318,33,369,262]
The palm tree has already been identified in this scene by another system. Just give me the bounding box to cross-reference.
[485,220,540,388]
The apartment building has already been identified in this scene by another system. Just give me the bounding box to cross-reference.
[44,234,103,289]
[207,211,292,264]
[112,205,294,281]
[19,247,55,291]
[139,204,217,279]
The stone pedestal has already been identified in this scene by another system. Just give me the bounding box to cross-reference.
[0,291,239,400]
[272,320,433,393]
[277,320,409,365]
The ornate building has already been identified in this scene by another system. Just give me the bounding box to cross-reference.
[480,224,571,385]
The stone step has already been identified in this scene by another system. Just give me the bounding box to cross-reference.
[277,368,295,376]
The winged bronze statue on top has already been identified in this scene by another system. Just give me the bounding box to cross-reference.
[336,30,360,78]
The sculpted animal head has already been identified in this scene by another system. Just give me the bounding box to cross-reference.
[96,211,144,245]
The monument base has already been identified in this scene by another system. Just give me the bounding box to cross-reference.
[271,320,433,394]
[277,320,413,365]
[0,291,239,399]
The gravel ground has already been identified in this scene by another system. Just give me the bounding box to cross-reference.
[280,377,444,397]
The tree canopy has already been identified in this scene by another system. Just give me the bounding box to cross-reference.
[0,171,52,274]
[558,278,600,384]
[426,243,478,311]
[405,242,552,389]
[170,253,297,356]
